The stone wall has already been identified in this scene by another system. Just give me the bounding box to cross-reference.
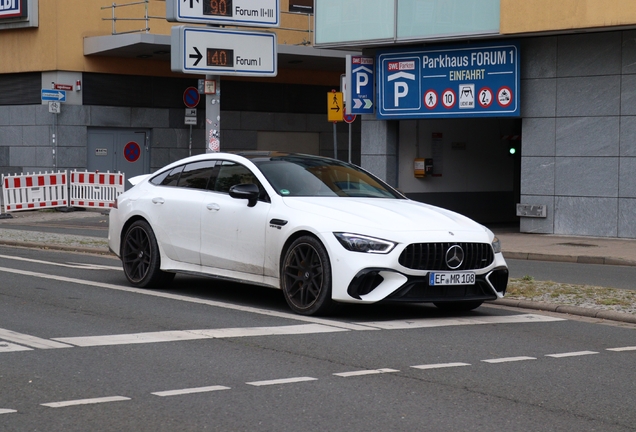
[520,30,636,238]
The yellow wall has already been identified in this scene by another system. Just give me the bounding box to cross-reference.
[501,0,636,34]
[0,0,330,82]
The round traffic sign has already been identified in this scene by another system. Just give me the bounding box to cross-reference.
[497,86,513,108]
[441,89,456,109]
[124,141,141,163]
[424,90,438,109]
[478,87,494,108]
[183,86,200,108]
[343,107,356,124]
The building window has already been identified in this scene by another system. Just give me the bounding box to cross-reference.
[290,0,313,13]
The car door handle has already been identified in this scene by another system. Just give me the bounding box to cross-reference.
[152,197,165,204]
[206,203,220,211]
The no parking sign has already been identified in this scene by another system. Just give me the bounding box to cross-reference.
[124,141,141,163]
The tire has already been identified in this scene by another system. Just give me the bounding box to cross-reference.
[121,220,175,288]
[281,236,336,316]
[433,301,483,312]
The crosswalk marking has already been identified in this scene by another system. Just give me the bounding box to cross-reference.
[0,341,33,353]
[482,356,536,364]
[0,328,72,349]
[246,377,317,387]
[411,362,471,370]
[607,346,636,352]
[41,396,130,408]
[334,368,399,377]
[545,351,599,358]
[152,386,230,397]
[53,324,349,347]
[357,314,565,330]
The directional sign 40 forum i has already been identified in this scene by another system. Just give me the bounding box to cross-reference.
[171,26,277,77]
[377,42,520,119]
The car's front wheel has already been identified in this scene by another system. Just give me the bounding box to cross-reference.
[121,220,175,288]
[281,236,336,316]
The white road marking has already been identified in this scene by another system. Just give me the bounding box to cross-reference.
[607,346,636,352]
[482,356,536,364]
[152,385,230,397]
[545,351,599,358]
[357,314,565,330]
[0,266,370,331]
[53,324,348,347]
[41,396,130,408]
[334,368,399,377]
[0,254,119,271]
[0,328,72,349]
[246,377,317,387]
[0,341,33,352]
[411,362,471,370]
[0,409,17,415]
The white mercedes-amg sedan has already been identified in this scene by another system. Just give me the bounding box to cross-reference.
[108,152,508,316]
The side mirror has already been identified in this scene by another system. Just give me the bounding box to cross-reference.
[229,183,260,207]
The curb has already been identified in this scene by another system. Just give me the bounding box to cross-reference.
[490,298,636,324]
[503,251,636,267]
[0,240,112,256]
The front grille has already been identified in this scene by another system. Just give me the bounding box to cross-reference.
[398,242,494,271]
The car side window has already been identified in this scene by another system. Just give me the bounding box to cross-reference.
[214,161,259,193]
[213,161,269,203]
[150,165,184,187]
[178,160,217,190]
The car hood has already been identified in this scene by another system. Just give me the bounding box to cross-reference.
[282,197,486,234]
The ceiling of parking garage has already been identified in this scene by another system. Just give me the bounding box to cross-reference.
[84,34,357,72]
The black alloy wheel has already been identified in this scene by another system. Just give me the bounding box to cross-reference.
[121,220,174,288]
[281,236,336,316]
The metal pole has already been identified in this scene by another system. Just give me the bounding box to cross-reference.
[332,122,338,160]
[348,122,352,163]
[206,75,221,153]
[188,124,192,156]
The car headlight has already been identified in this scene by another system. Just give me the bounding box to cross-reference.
[334,233,397,254]
[492,236,502,254]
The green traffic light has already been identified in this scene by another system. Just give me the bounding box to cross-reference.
[509,147,517,155]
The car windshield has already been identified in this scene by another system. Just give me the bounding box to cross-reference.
[252,155,403,198]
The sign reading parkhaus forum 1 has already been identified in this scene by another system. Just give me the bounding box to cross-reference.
[377,41,520,119]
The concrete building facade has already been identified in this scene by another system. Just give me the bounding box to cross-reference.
[315,0,636,239]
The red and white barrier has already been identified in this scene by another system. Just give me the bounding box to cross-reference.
[70,171,125,209]
[1,171,68,212]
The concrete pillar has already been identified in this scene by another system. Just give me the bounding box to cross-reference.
[360,116,398,187]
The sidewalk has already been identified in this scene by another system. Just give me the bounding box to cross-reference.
[0,209,635,323]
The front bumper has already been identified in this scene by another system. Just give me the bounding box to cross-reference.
[345,266,508,304]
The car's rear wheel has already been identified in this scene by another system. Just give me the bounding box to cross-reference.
[121,220,174,288]
[281,236,336,316]
[433,300,483,312]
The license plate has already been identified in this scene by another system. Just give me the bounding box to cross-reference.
[429,272,476,286]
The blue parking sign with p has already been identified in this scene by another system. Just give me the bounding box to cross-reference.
[381,56,421,112]
[347,56,375,115]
